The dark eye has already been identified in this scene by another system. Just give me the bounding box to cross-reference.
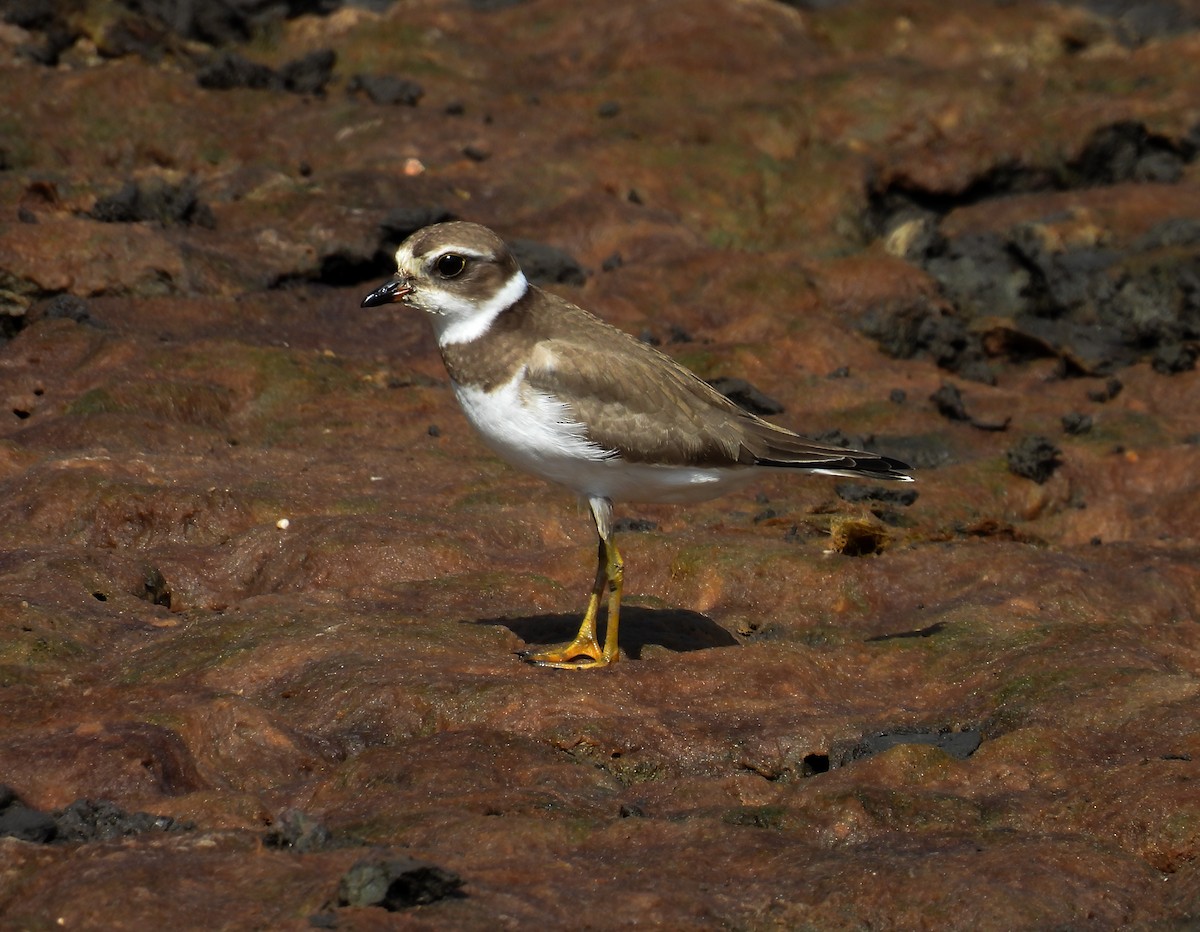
[435,254,466,278]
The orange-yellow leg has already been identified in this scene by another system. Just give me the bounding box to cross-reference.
[523,497,623,669]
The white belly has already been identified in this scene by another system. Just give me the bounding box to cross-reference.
[452,375,754,504]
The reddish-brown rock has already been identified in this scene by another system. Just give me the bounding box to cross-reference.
[1,1,1198,928]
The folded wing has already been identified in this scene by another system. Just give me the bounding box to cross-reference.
[524,335,913,481]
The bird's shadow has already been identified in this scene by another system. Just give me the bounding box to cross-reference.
[468,606,739,660]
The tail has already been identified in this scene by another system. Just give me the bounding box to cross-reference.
[750,429,914,482]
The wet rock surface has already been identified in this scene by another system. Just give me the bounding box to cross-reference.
[1,0,1199,927]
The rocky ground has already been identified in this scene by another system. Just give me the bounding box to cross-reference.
[1,0,1198,928]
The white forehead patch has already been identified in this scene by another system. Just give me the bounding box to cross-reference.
[393,243,416,277]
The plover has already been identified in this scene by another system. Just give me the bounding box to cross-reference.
[362,222,913,669]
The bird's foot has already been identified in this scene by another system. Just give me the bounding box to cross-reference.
[519,636,618,669]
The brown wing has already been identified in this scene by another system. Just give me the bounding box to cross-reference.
[523,329,912,480]
[525,336,753,467]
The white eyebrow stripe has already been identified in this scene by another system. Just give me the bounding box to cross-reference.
[430,245,492,261]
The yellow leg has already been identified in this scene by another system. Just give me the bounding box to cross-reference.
[599,534,623,664]
[523,497,622,669]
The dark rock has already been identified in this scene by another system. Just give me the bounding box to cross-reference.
[1001,316,1133,374]
[196,51,282,91]
[347,73,424,106]
[116,0,342,47]
[99,14,171,61]
[1071,120,1184,186]
[834,484,919,507]
[666,323,694,344]
[0,787,56,843]
[930,382,970,422]
[380,207,457,244]
[889,388,907,404]
[867,621,948,642]
[280,49,336,96]
[811,428,868,450]
[1061,412,1094,435]
[462,144,490,162]
[866,118,1200,379]
[118,0,254,46]
[52,798,191,844]
[198,46,331,96]
[39,294,92,324]
[4,2,81,65]
[1,807,56,843]
[707,377,784,415]
[509,239,586,286]
[832,729,983,767]
[1134,217,1200,251]
[0,309,24,345]
[1006,435,1063,484]
[1087,0,1200,46]
[300,249,395,288]
[263,809,335,852]
[20,27,80,67]
[867,163,1056,239]
[868,434,952,470]
[2,0,64,31]
[0,788,192,845]
[142,565,172,608]
[1151,342,1197,374]
[1008,223,1119,318]
[464,0,527,10]
[925,230,1031,320]
[915,314,992,384]
[1087,377,1124,403]
[775,0,858,9]
[597,100,621,118]
[90,178,214,227]
[335,856,464,910]
[1099,265,1195,349]
[613,517,658,533]
[929,380,1008,429]
[1133,150,1185,183]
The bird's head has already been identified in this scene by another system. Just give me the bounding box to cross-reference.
[361,221,528,346]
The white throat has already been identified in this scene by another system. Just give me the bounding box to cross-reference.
[432,271,529,346]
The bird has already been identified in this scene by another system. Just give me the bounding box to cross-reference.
[362,221,913,669]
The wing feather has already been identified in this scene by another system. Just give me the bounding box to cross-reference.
[523,329,911,480]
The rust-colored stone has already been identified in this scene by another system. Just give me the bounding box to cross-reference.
[1,0,1198,927]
